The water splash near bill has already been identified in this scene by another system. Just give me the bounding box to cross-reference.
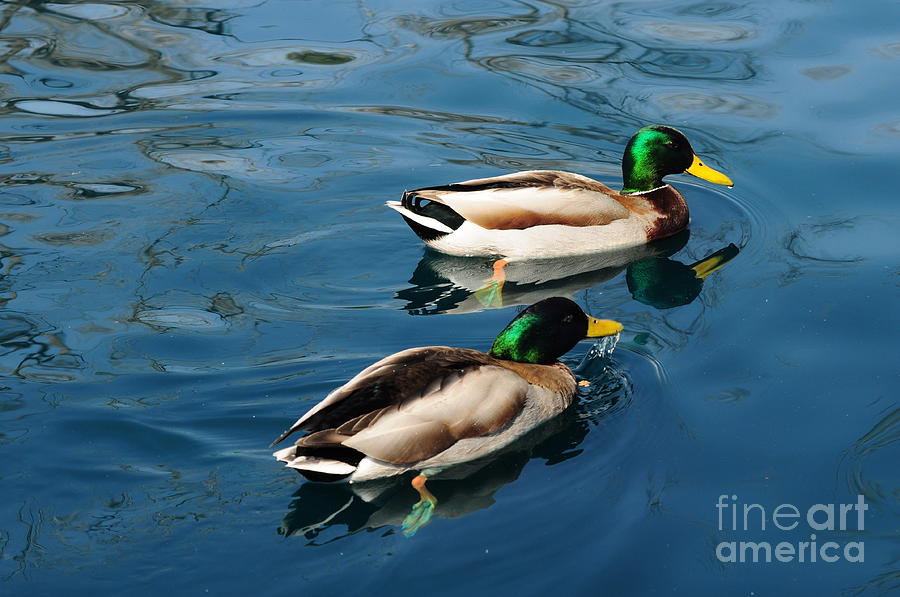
[590,332,621,360]
[573,332,620,376]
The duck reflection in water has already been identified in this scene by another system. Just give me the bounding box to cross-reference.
[627,242,739,309]
[278,404,600,543]
[397,230,740,314]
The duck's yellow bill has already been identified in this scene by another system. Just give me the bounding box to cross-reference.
[586,317,623,338]
[685,154,733,187]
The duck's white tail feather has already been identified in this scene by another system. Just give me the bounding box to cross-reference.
[274,450,357,476]
[385,201,454,234]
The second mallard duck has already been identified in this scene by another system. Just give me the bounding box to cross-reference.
[387,125,733,259]
[272,297,622,534]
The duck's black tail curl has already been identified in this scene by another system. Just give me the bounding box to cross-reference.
[387,191,465,242]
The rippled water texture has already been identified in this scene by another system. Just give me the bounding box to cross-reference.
[0,1,897,595]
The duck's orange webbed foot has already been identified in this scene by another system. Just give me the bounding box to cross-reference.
[401,474,438,537]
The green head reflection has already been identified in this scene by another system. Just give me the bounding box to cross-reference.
[626,244,739,309]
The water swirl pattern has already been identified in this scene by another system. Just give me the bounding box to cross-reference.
[0,1,897,595]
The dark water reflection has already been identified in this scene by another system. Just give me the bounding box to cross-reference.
[280,408,591,543]
[0,0,896,595]
[398,231,741,314]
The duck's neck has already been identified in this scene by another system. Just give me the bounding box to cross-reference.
[489,315,548,364]
[621,156,663,194]
[642,186,690,241]
[620,136,667,194]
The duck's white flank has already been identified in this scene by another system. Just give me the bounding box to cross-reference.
[387,182,682,258]
[427,216,649,258]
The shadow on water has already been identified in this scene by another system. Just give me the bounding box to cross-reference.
[397,230,740,314]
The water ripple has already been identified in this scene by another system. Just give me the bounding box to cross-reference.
[784,217,897,265]
[634,48,755,80]
[633,21,757,44]
[11,99,124,117]
[397,13,542,39]
[841,407,900,513]
[479,55,599,84]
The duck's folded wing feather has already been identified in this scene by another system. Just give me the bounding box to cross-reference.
[271,347,498,445]
[411,170,630,230]
[341,365,529,464]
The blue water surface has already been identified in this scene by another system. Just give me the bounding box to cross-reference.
[0,1,897,595]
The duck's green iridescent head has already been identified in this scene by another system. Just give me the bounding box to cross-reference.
[489,297,622,365]
[621,125,733,194]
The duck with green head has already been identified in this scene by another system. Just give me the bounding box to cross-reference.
[387,125,733,261]
[272,297,622,535]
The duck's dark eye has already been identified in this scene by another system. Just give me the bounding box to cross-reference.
[562,314,573,324]
[665,141,678,149]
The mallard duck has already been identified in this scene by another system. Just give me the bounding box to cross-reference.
[272,297,622,535]
[386,125,733,260]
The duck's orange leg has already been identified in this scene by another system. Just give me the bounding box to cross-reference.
[401,474,438,537]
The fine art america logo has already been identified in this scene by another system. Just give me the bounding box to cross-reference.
[715,494,867,563]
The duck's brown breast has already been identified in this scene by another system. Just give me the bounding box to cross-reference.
[495,360,577,399]
[617,185,690,241]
